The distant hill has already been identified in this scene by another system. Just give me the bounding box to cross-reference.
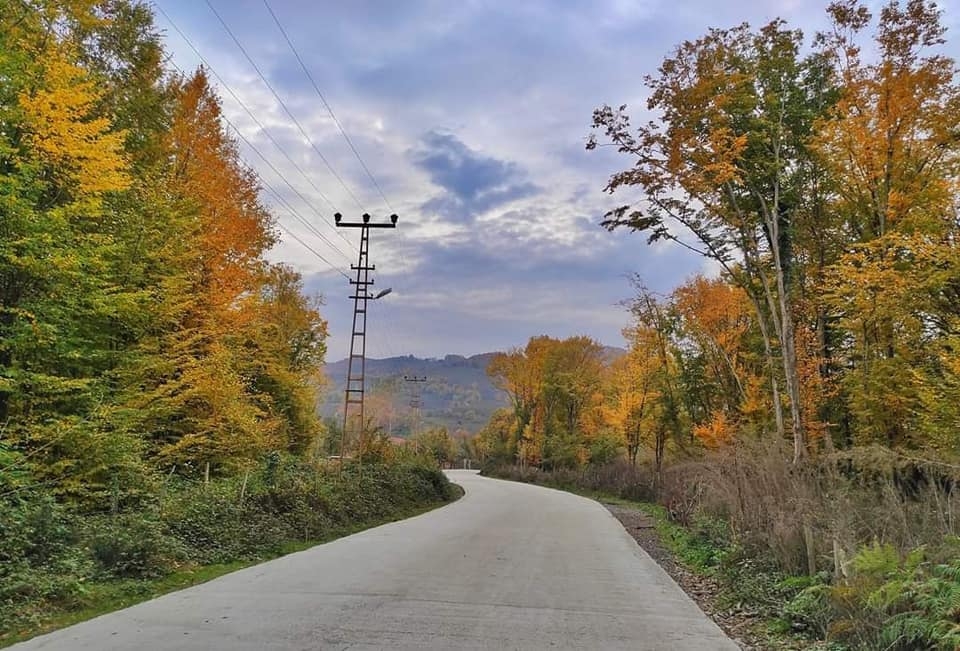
[320,353,509,435]
[321,347,626,435]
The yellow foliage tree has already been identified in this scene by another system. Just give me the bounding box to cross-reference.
[18,44,129,201]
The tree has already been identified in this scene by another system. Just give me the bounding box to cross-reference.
[0,9,145,504]
[603,345,659,466]
[540,336,605,468]
[627,284,684,485]
[474,408,518,465]
[589,21,837,461]
[412,427,456,467]
[813,0,960,449]
[487,337,550,443]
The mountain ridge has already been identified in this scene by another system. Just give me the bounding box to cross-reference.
[320,347,626,435]
[320,352,507,435]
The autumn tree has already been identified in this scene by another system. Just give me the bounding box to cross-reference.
[412,426,457,467]
[813,0,960,450]
[487,336,551,465]
[0,1,329,504]
[589,21,838,461]
[0,5,146,503]
[487,337,548,439]
[540,336,605,468]
[671,275,774,441]
[603,344,659,466]
[474,407,518,465]
[626,284,687,484]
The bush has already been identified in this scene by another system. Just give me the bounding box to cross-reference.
[819,542,960,650]
[0,495,89,632]
[483,460,655,502]
[784,580,833,638]
[164,479,295,563]
[588,434,622,465]
[86,512,179,578]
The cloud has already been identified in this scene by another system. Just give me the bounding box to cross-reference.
[156,0,960,362]
[411,131,540,221]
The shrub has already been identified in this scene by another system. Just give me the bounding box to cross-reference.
[0,495,89,632]
[483,459,655,502]
[1,457,457,641]
[163,480,292,564]
[85,512,178,578]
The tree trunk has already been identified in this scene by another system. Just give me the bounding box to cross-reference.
[745,288,785,440]
[780,303,805,463]
[654,426,665,495]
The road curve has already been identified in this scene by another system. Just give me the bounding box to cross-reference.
[13,471,736,650]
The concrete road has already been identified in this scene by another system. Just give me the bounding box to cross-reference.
[13,471,736,650]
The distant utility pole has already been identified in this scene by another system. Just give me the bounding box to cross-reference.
[404,375,427,437]
[337,212,397,470]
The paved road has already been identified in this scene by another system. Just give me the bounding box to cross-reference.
[14,471,736,650]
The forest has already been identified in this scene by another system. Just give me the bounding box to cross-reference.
[478,2,960,648]
[0,1,454,642]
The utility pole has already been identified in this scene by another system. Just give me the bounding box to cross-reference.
[337,212,397,472]
[403,375,427,438]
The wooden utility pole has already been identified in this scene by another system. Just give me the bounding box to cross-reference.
[337,212,397,472]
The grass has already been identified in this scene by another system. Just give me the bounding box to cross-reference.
[1,489,462,648]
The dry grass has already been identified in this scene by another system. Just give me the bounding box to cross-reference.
[661,440,960,574]
[490,440,959,575]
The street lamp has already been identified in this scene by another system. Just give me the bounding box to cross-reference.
[373,288,393,300]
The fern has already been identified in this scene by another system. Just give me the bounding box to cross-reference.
[877,561,960,650]
[850,541,900,578]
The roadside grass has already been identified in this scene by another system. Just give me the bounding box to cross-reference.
[2,467,463,648]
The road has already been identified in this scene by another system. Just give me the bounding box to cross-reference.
[13,471,736,650]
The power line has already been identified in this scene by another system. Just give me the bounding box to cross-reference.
[160,1,416,361]
[206,0,422,360]
[156,52,353,265]
[261,0,393,213]
[273,219,351,281]
[215,112,352,276]
[152,2,357,256]
[214,118,353,276]
[255,173,353,277]
[155,49,353,277]
[256,0,421,362]
[202,0,367,212]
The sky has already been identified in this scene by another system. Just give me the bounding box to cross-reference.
[154,0,960,361]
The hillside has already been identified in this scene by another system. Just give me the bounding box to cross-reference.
[321,353,509,434]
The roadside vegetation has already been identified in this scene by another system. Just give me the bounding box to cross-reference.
[477,2,960,648]
[0,2,458,645]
